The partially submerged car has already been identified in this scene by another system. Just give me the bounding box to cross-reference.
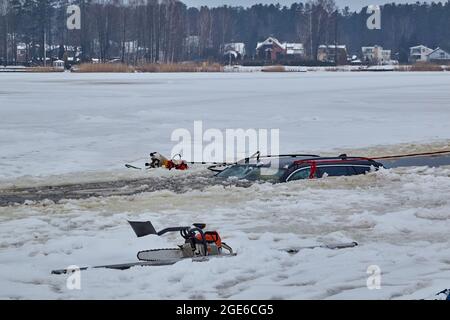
[129,150,450,176]
[214,154,383,182]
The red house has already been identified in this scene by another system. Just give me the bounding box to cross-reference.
[256,37,286,61]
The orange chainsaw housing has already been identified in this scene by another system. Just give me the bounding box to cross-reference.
[195,231,222,249]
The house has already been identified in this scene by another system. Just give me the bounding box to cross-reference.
[53,60,65,70]
[427,47,450,63]
[256,37,304,61]
[409,45,433,62]
[361,45,391,65]
[317,45,347,65]
[184,35,200,50]
[184,35,201,58]
[223,42,246,63]
[349,55,363,65]
[285,43,304,56]
[63,46,81,63]
[256,37,286,61]
[16,43,28,64]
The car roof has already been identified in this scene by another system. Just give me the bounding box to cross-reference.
[292,157,381,168]
[236,155,380,169]
[241,155,320,168]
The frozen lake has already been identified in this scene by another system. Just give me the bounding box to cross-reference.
[0,72,450,300]
[0,72,449,179]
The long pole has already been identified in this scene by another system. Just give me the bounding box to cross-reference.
[334,11,338,66]
[309,8,313,59]
[1,0,7,66]
[80,0,85,62]
[44,29,47,66]
[5,7,8,66]
[4,15,7,66]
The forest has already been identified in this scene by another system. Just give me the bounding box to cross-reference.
[0,0,449,65]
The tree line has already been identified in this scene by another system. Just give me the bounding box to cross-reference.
[0,0,449,65]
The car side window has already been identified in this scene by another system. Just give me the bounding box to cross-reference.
[244,167,261,180]
[353,166,371,174]
[316,165,352,177]
[287,167,311,181]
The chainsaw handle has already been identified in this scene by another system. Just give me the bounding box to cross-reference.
[188,227,208,255]
[221,242,233,254]
[157,226,190,236]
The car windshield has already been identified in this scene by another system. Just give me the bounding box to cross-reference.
[216,164,286,181]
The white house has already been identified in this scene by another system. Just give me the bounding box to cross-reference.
[185,35,200,48]
[361,45,391,65]
[427,47,450,62]
[184,35,201,57]
[223,42,246,60]
[285,42,304,56]
[16,43,28,63]
[409,45,433,62]
[53,59,65,70]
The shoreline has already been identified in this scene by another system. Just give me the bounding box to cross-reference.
[1,65,449,73]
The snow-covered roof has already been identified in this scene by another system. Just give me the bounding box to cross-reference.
[362,45,386,51]
[427,47,450,59]
[17,43,27,50]
[285,43,303,49]
[319,44,347,49]
[409,45,431,50]
[256,37,284,50]
[256,37,303,54]
[284,43,303,55]
[427,47,449,56]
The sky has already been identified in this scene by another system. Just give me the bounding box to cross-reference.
[182,0,431,10]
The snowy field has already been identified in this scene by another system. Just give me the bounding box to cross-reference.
[0,72,450,299]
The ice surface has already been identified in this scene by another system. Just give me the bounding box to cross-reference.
[0,167,450,299]
[1,72,450,299]
[1,72,449,179]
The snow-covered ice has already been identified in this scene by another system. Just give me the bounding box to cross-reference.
[1,167,450,299]
[0,72,450,299]
[0,72,449,179]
